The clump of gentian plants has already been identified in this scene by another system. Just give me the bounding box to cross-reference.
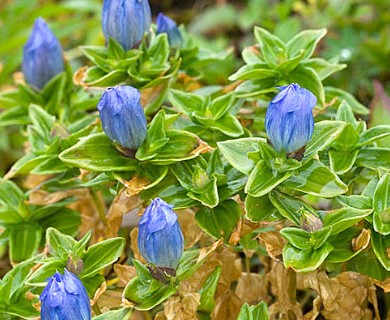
[0,0,389,319]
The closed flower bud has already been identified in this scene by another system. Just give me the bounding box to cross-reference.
[40,269,91,320]
[156,13,183,48]
[265,83,316,154]
[97,86,147,149]
[22,18,64,90]
[138,198,184,270]
[102,0,152,51]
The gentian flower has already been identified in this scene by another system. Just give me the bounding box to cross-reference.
[102,0,152,51]
[138,198,184,270]
[265,83,317,154]
[97,85,147,149]
[40,269,91,320]
[156,13,183,48]
[22,18,64,90]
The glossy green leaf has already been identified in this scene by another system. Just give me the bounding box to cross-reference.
[282,242,333,272]
[371,231,390,271]
[25,260,66,286]
[198,266,222,312]
[196,199,241,241]
[245,160,293,197]
[325,87,369,115]
[304,121,346,160]
[323,207,372,235]
[80,238,125,278]
[245,194,279,222]
[302,58,346,80]
[46,227,77,259]
[269,190,316,225]
[9,224,42,262]
[286,29,327,60]
[59,133,138,171]
[280,228,312,250]
[373,173,390,235]
[283,160,348,197]
[229,63,279,81]
[358,125,390,146]
[217,138,263,175]
[254,27,286,67]
[329,149,359,174]
[123,260,177,310]
[356,148,390,169]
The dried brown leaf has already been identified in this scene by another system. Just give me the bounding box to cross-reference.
[267,261,302,319]
[177,208,203,249]
[211,291,242,320]
[258,230,285,260]
[114,264,137,287]
[91,281,107,306]
[130,228,146,263]
[105,190,142,238]
[352,228,371,251]
[235,272,268,304]
[163,292,200,320]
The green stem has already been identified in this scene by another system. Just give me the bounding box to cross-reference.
[91,189,107,226]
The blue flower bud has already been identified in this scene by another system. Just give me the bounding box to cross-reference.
[102,0,152,51]
[265,83,316,154]
[97,85,147,149]
[138,198,184,270]
[22,18,64,90]
[40,269,91,320]
[156,13,183,48]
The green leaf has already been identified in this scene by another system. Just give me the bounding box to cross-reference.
[245,194,279,222]
[29,104,55,141]
[25,260,66,286]
[107,37,125,61]
[59,133,138,171]
[79,46,109,72]
[373,173,390,235]
[195,199,241,241]
[92,309,133,320]
[336,195,372,210]
[0,179,26,216]
[286,29,327,60]
[80,238,125,278]
[323,207,372,235]
[168,89,204,114]
[280,228,312,250]
[356,148,390,170]
[9,224,42,262]
[358,125,390,146]
[269,190,316,225]
[254,27,286,67]
[286,65,325,108]
[325,87,369,115]
[335,100,358,128]
[46,227,77,259]
[326,228,367,263]
[282,242,333,272]
[237,301,269,320]
[123,260,177,310]
[198,266,222,312]
[329,149,359,174]
[371,230,390,271]
[282,160,348,197]
[245,160,293,197]
[304,121,346,160]
[217,138,263,175]
[330,124,359,151]
[302,58,346,80]
[229,63,279,81]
